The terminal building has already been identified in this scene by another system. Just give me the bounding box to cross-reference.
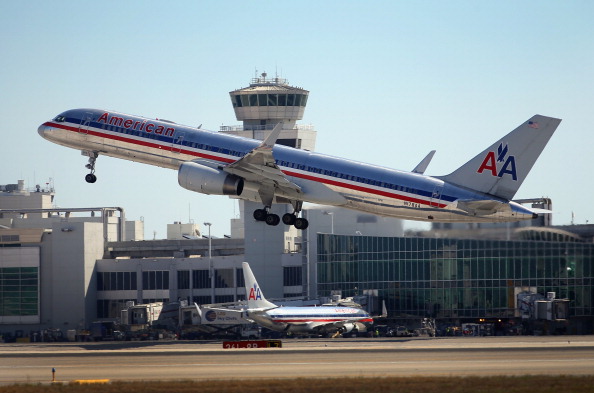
[1,74,593,338]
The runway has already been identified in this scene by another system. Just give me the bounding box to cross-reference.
[1,336,594,385]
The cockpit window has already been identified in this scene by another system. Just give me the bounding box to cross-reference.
[53,115,66,122]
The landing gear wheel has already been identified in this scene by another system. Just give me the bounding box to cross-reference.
[265,214,280,226]
[253,209,267,221]
[294,217,309,230]
[84,152,98,184]
[282,213,296,226]
[85,173,97,183]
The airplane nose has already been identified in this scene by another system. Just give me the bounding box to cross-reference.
[37,124,48,138]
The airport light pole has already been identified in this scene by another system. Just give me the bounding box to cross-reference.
[203,222,214,304]
[323,211,334,234]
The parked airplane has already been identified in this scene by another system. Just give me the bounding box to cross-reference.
[38,109,561,229]
[242,262,373,336]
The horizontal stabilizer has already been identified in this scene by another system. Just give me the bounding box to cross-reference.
[526,207,552,214]
[456,199,510,216]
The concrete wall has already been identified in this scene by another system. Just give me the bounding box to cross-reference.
[49,221,104,330]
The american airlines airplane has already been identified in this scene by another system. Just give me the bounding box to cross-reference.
[38,108,561,230]
[242,262,373,336]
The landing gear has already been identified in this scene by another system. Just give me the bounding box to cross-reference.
[85,173,97,183]
[253,209,267,221]
[265,214,281,226]
[294,217,309,230]
[283,213,309,230]
[282,213,296,226]
[253,209,280,226]
[253,206,309,230]
[84,152,98,183]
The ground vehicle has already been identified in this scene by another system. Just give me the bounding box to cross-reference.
[394,326,413,337]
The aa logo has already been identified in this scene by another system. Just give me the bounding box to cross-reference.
[248,284,262,300]
[477,143,517,181]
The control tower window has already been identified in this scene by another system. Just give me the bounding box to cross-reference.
[301,94,308,107]
[267,94,278,106]
[258,94,268,106]
[235,93,307,107]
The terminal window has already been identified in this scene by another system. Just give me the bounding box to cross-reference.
[284,266,303,286]
[97,272,137,291]
[142,271,169,290]
[215,269,234,288]
[192,270,209,289]
[0,267,38,317]
[178,270,190,289]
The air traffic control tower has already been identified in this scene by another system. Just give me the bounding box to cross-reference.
[220,73,318,297]
[222,73,317,151]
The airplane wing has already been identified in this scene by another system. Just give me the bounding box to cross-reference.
[222,123,303,205]
[303,316,372,332]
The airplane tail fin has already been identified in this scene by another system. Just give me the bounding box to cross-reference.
[439,115,561,200]
[242,262,277,310]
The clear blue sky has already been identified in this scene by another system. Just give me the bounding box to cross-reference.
[2,1,593,237]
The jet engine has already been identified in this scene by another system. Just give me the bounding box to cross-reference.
[178,161,244,196]
[339,323,356,334]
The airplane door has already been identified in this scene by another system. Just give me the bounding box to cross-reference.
[78,112,93,134]
[172,132,185,153]
[430,185,443,207]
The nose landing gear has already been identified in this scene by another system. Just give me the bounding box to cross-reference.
[84,152,98,183]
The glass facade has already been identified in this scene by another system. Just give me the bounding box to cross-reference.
[317,234,594,320]
[0,267,39,317]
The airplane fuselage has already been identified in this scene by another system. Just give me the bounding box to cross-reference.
[38,108,539,223]
[247,306,373,334]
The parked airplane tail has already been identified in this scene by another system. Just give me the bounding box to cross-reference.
[439,115,561,200]
[242,262,277,310]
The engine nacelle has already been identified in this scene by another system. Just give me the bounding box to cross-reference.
[340,323,356,334]
[178,162,244,196]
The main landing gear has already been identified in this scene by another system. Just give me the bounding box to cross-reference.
[84,152,98,183]
[253,208,309,230]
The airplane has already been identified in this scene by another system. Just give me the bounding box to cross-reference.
[241,262,373,336]
[38,109,561,230]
